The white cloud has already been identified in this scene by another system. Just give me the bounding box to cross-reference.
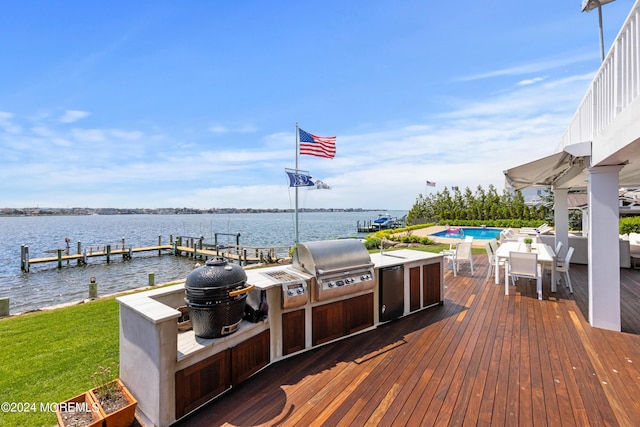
[0,111,22,134]
[209,123,257,134]
[110,129,144,140]
[71,128,105,142]
[457,52,596,82]
[59,110,91,123]
[517,77,545,86]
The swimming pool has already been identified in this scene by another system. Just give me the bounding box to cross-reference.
[430,227,502,240]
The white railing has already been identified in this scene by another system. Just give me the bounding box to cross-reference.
[559,0,640,150]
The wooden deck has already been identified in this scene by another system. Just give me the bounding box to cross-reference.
[173,256,640,426]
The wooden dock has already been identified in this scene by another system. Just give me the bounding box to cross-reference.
[172,257,640,426]
[20,235,293,272]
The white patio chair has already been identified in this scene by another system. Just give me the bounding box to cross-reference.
[555,241,564,258]
[507,251,543,300]
[488,239,499,254]
[536,224,553,235]
[555,246,575,293]
[445,242,474,277]
[464,236,474,242]
[500,229,517,244]
[440,246,457,271]
[519,223,547,235]
[542,241,564,276]
[485,242,505,282]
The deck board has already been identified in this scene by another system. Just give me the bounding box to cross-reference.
[173,255,640,427]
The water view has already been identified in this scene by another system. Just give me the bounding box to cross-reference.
[0,210,406,314]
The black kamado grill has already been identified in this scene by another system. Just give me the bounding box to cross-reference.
[185,257,254,338]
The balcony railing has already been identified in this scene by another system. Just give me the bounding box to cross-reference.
[559,1,640,151]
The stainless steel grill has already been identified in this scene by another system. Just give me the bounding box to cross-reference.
[292,239,375,302]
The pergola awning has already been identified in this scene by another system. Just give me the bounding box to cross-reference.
[503,150,589,191]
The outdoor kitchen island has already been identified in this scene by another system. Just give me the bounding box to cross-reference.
[117,246,443,427]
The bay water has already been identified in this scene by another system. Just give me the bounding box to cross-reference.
[0,210,406,314]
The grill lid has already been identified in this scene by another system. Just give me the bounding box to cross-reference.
[185,257,247,290]
[292,239,373,276]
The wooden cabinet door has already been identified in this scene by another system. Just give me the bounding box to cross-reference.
[409,266,421,312]
[345,293,374,335]
[175,349,231,419]
[231,329,270,386]
[312,300,345,346]
[423,263,441,307]
[282,309,306,356]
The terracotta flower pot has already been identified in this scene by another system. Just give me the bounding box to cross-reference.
[90,378,137,427]
[56,391,103,427]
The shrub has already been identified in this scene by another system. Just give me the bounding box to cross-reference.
[400,235,422,244]
[620,216,640,235]
[419,237,433,245]
[364,236,381,249]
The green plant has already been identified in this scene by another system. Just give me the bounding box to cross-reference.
[364,236,381,249]
[91,362,119,400]
[523,237,533,244]
[620,216,640,235]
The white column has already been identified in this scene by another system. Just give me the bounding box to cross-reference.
[553,188,569,257]
[587,165,623,331]
[581,207,589,236]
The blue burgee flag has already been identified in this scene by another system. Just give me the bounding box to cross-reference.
[286,171,315,187]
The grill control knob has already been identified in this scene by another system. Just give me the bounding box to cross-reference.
[297,288,303,294]
[288,290,294,296]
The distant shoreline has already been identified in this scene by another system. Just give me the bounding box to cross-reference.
[0,207,392,217]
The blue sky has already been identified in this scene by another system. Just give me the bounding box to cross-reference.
[0,0,634,210]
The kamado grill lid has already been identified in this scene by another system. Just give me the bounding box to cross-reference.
[185,257,247,290]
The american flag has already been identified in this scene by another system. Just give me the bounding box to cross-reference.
[426,180,436,187]
[299,128,336,159]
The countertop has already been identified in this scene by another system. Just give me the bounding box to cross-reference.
[369,249,443,268]
[246,249,443,289]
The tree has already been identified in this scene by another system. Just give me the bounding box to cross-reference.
[407,184,550,224]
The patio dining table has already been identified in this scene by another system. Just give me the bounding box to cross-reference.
[495,241,557,296]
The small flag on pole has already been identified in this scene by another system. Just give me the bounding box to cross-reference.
[286,171,315,187]
[311,179,331,190]
[299,128,336,159]
[426,180,436,187]
[286,171,332,189]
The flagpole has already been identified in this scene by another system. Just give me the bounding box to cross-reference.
[295,122,299,245]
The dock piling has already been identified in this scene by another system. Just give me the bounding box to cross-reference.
[21,245,30,272]
[149,273,155,286]
[0,298,9,317]
[88,277,98,299]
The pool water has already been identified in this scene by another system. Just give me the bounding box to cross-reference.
[430,227,502,240]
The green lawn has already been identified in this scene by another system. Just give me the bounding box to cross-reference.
[0,298,120,427]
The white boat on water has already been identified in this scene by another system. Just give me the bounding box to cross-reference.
[372,213,396,229]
